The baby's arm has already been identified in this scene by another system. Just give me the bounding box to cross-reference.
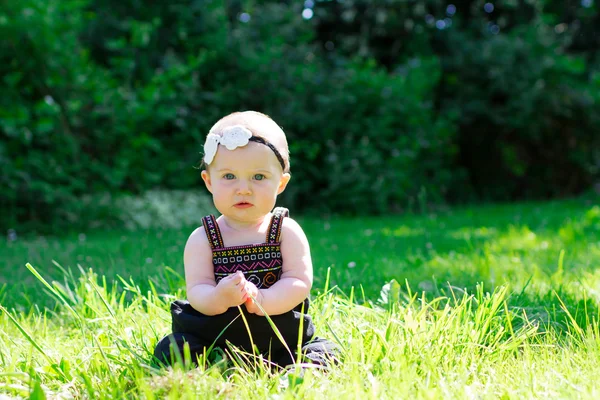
[184,227,248,315]
[247,218,313,315]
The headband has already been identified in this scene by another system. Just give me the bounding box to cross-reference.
[203,125,286,171]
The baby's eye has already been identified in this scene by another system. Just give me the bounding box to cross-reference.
[223,173,235,180]
[253,174,266,181]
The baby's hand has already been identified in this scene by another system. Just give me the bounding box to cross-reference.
[243,281,264,315]
[215,271,248,309]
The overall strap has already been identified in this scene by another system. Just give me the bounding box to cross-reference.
[202,215,225,249]
[266,207,289,244]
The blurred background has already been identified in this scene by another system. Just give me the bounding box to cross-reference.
[1,0,599,233]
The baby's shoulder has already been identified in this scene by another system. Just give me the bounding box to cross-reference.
[280,216,308,242]
[185,225,211,250]
[280,215,301,229]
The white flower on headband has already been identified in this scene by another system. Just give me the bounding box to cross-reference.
[203,125,253,165]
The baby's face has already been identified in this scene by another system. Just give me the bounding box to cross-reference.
[201,141,290,225]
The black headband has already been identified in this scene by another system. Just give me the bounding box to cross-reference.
[249,136,287,171]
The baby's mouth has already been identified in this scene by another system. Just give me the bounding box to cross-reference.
[234,202,253,208]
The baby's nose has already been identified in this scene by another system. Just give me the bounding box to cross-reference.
[237,181,252,194]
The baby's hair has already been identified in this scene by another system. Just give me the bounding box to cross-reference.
[204,111,291,173]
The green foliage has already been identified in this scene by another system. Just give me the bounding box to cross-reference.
[275,57,459,214]
[439,23,600,200]
[0,0,224,229]
[310,0,600,202]
[1,0,598,229]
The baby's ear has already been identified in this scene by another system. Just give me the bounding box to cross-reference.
[201,170,213,193]
[277,173,291,195]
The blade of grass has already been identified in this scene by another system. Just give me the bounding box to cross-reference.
[204,313,242,360]
[236,306,259,364]
[88,277,116,319]
[246,295,294,363]
[25,263,82,326]
[0,304,66,380]
[295,301,305,364]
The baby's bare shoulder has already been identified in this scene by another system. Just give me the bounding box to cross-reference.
[184,225,216,288]
[280,217,309,245]
[185,226,211,251]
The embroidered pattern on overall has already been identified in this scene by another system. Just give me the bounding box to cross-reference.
[202,208,289,289]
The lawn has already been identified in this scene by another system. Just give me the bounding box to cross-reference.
[1,195,600,398]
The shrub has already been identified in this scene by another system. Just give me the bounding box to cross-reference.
[438,24,600,200]
[276,57,460,214]
[1,0,598,230]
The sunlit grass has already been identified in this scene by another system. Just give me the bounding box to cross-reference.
[2,268,600,398]
[1,195,600,398]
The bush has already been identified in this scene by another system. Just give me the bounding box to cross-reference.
[1,0,112,227]
[0,0,227,229]
[276,57,460,214]
[1,0,598,230]
[438,24,600,200]
[310,0,600,202]
[1,0,459,229]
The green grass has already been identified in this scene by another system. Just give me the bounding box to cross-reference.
[1,196,600,398]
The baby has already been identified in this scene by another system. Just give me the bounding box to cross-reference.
[154,111,337,368]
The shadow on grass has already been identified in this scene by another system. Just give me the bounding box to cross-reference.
[375,278,600,339]
[0,261,186,315]
[311,197,599,306]
[508,288,600,335]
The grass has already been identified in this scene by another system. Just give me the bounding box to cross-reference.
[1,195,600,398]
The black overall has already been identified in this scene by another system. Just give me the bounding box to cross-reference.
[153,208,338,367]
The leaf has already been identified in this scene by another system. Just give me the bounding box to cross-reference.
[378,279,401,308]
[29,379,47,400]
[287,371,305,389]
